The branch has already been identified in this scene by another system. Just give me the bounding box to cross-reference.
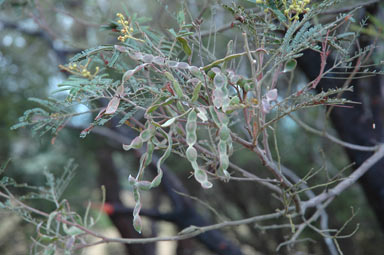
[290,114,379,152]
[70,124,244,254]
[302,144,384,211]
[75,210,288,249]
[321,0,379,15]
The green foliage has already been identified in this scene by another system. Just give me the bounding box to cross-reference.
[14,0,363,231]
[0,160,97,254]
[6,0,384,253]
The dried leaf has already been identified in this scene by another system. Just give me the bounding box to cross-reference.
[105,96,120,115]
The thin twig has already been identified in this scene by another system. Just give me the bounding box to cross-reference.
[290,114,378,151]
[302,144,384,211]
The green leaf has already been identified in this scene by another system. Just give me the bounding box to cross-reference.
[39,236,58,245]
[191,82,202,103]
[164,72,185,99]
[161,117,177,127]
[146,97,175,114]
[69,45,114,62]
[168,28,178,38]
[177,37,192,56]
[63,224,84,236]
[47,211,58,230]
[270,8,287,24]
[177,9,185,25]
[284,59,297,73]
[108,49,121,68]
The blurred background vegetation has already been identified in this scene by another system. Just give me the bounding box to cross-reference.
[0,0,383,254]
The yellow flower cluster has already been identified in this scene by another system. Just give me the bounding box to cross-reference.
[255,0,311,21]
[116,13,134,42]
[59,59,99,79]
[116,13,144,43]
[284,0,311,20]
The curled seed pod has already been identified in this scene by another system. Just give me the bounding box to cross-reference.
[218,140,227,154]
[213,73,227,88]
[142,54,154,63]
[209,106,220,125]
[219,125,230,141]
[167,61,178,68]
[213,89,224,108]
[187,110,197,122]
[191,160,199,171]
[194,169,213,189]
[187,78,200,85]
[220,113,230,125]
[186,146,197,162]
[153,56,165,65]
[122,70,135,82]
[194,169,205,182]
[186,121,196,133]
[230,74,240,84]
[136,181,152,191]
[143,141,155,167]
[186,111,197,146]
[221,92,231,112]
[189,66,200,75]
[217,167,230,182]
[129,52,143,61]
[140,128,153,142]
[186,132,197,146]
[115,45,129,53]
[220,154,229,170]
[177,62,190,69]
[211,67,221,74]
[123,136,143,151]
[132,187,142,233]
[201,180,213,189]
[228,136,234,155]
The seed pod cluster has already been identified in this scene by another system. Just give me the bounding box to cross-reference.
[122,124,155,151]
[212,70,230,112]
[125,127,173,233]
[185,110,213,189]
[127,51,204,75]
[217,120,231,181]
